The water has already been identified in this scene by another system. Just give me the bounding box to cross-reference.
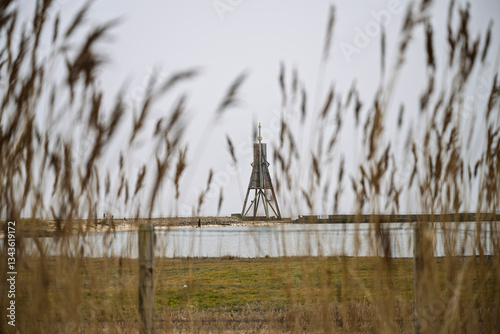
[11,222,498,258]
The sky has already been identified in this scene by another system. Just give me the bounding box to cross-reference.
[15,0,500,218]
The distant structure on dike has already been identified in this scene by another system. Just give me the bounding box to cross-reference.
[241,123,281,219]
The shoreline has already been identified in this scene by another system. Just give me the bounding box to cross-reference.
[0,217,289,238]
[2,212,498,238]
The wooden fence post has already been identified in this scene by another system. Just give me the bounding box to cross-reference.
[139,223,155,334]
[413,221,420,333]
[413,220,425,334]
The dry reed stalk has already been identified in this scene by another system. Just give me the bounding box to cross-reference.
[1,0,499,333]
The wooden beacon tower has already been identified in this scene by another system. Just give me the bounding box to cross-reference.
[241,123,281,219]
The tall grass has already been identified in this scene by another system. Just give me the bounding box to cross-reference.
[1,0,499,333]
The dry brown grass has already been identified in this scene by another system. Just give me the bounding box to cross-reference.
[1,0,499,333]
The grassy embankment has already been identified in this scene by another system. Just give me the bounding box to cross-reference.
[17,256,496,320]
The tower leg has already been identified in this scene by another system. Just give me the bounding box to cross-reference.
[241,187,251,217]
[270,187,281,219]
[244,200,254,216]
[253,189,259,218]
[262,190,269,218]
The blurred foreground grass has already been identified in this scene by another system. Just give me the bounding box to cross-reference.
[13,255,497,332]
[2,0,500,332]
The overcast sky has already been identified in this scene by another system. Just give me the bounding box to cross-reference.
[17,0,500,218]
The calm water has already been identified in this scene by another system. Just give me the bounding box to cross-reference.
[15,222,498,258]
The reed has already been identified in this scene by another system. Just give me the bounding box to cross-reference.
[0,0,499,333]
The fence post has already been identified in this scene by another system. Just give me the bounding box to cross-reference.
[413,220,422,334]
[139,223,155,334]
